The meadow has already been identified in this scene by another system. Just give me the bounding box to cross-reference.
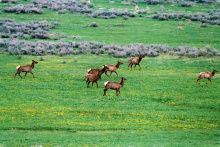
[0,54,220,146]
[0,0,220,146]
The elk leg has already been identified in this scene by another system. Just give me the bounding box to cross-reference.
[96,82,98,88]
[14,71,22,78]
[131,64,133,70]
[134,64,137,70]
[14,73,18,78]
[30,72,35,78]
[116,90,120,96]
[115,71,118,77]
[103,88,108,96]
[128,63,132,70]
[196,78,200,85]
[24,72,28,79]
[87,81,90,88]
[208,78,212,84]
[138,64,141,70]
[18,73,23,78]
[105,71,110,77]
[109,71,113,77]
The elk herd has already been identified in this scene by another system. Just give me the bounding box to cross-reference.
[14,55,218,96]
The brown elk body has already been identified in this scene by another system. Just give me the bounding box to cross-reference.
[103,77,127,96]
[196,69,218,84]
[128,54,144,70]
[14,60,38,79]
[105,61,123,77]
[83,70,102,88]
[88,65,109,79]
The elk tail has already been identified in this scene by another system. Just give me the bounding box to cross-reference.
[104,81,109,86]
[16,65,20,70]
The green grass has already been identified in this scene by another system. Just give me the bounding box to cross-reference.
[0,129,219,146]
[0,54,219,146]
[0,0,220,146]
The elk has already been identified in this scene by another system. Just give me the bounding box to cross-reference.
[128,54,144,70]
[105,61,123,77]
[83,70,102,88]
[103,77,127,96]
[196,69,218,85]
[14,60,38,79]
[87,65,109,79]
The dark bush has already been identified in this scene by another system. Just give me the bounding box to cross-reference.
[57,9,67,14]
[123,16,129,20]
[137,10,147,14]
[2,0,20,3]
[1,38,219,58]
[90,22,98,27]
[110,14,117,19]
[200,23,208,27]
[180,2,194,7]
[142,0,163,5]
[0,19,58,40]
[152,9,220,26]
[0,33,11,38]
[129,12,136,17]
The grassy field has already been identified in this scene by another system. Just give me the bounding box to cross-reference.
[0,0,220,146]
[0,54,220,146]
[0,1,220,49]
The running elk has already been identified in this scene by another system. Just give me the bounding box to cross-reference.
[103,77,127,96]
[196,69,218,85]
[83,70,102,88]
[87,65,109,79]
[105,61,123,77]
[14,60,38,79]
[128,54,144,70]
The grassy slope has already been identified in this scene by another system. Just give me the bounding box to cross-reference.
[0,54,219,146]
[0,1,219,49]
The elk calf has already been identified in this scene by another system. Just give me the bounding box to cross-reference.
[105,61,123,77]
[103,77,127,96]
[128,54,144,70]
[83,70,102,88]
[196,69,218,84]
[14,60,38,79]
[88,65,109,79]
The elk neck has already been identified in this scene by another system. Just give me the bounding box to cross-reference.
[115,63,120,68]
[212,70,216,76]
[31,62,35,69]
[120,79,125,87]
[138,57,143,63]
